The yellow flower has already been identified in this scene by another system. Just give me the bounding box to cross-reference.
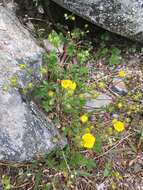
[22,88,27,94]
[80,114,88,123]
[61,80,71,89]
[125,117,131,123]
[19,64,26,69]
[113,121,125,132]
[119,71,125,78]
[27,83,33,89]
[117,102,123,109]
[98,81,105,89]
[61,80,77,90]
[48,91,54,97]
[92,92,99,98]
[82,133,96,149]
[70,81,77,90]
[3,84,10,92]
[10,77,17,87]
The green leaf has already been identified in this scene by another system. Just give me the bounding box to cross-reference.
[47,51,58,67]
[103,168,110,177]
[67,43,76,56]
[70,152,96,169]
[94,135,102,153]
[48,31,62,48]
[42,100,53,112]
[109,48,121,65]
[34,172,42,190]
[46,158,55,168]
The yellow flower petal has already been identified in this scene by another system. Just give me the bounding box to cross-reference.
[70,82,77,90]
[82,133,95,149]
[117,102,123,108]
[98,81,105,89]
[119,71,125,78]
[61,80,77,90]
[113,121,125,132]
[80,114,88,123]
[19,64,26,69]
[27,83,33,89]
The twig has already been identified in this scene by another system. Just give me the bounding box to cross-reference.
[62,151,72,174]
[94,133,132,160]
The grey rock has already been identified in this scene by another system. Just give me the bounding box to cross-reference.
[51,0,143,42]
[85,92,112,111]
[0,6,66,163]
[112,78,128,96]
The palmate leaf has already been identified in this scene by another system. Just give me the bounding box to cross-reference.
[45,50,58,69]
[109,47,121,65]
[69,152,96,169]
[67,43,76,56]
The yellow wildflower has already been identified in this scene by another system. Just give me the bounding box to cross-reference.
[22,88,27,94]
[113,121,125,132]
[117,102,123,109]
[125,117,131,123]
[98,81,105,89]
[114,171,123,180]
[92,92,99,98]
[119,71,125,78]
[27,83,33,89]
[19,64,26,69]
[10,77,17,87]
[82,133,96,149]
[80,114,88,123]
[3,84,10,92]
[61,79,77,90]
[70,81,77,90]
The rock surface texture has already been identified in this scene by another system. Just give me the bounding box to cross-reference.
[85,92,112,111]
[0,6,65,163]
[51,0,143,42]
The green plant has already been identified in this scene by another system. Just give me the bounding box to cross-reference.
[4,13,143,189]
[109,47,121,65]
